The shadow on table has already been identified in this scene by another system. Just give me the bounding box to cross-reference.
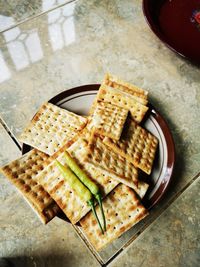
[5,254,74,267]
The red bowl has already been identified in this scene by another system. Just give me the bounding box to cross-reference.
[142,0,200,65]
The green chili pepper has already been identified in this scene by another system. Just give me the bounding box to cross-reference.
[55,160,92,202]
[64,151,99,194]
[55,160,104,234]
[64,151,106,231]
[87,198,104,235]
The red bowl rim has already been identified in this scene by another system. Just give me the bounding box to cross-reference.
[142,0,200,66]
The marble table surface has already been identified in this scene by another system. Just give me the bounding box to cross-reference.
[0,0,199,266]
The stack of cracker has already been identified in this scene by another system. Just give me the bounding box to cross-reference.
[90,73,149,122]
[0,74,158,251]
[79,73,158,250]
[1,149,61,224]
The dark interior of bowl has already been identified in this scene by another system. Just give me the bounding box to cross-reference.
[143,0,165,27]
[143,0,200,65]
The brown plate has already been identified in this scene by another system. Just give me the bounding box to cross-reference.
[22,84,175,211]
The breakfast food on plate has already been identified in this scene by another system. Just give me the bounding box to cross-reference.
[91,84,148,123]
[1,73,159,251]
[84,132,149,198]
[19,102,87,155]
[66,128,119,195]
[33,150,90,224]
[103,73,148,105]
[33,142,118,224]
[89,73,149,115]
[88,101,128,140]
[55,159,105,234]
[0,149,61,223]
[58,151,107,233]
[80,183,149,251]
[103,118,158,175]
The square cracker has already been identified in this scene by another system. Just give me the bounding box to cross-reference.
[0,149,61,224]
[84,133,149,198]
[103,73,148,105]
[35,128,119,224]
[94,85,148,123]
[88,101,128,140]
[80,183,149,251]
[67,127,119,195]
[35,154,90,224]
[19,102,87,155]
[103,119,158,175]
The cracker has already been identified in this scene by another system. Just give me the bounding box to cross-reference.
[34,127,119,224]
[35,152,90,224]
[80,183,149,251]
[19,102,87,155]
[67,127,119,196]
[88,101,128,140]
[84,133,149,198]
[103,119,158,174]
[103,73,148,105]
[97,85,148,123]
[89,99,98,115]
[0,149,60,224]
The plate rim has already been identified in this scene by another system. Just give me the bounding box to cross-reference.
[22,84,175,210]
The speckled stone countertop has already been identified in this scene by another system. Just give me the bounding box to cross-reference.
[0,0,199,266]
